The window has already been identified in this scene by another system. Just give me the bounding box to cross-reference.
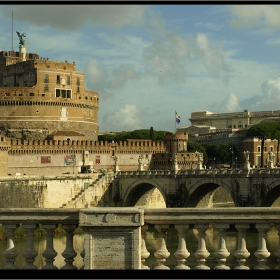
[270,146,274,152]
[44,84,49,90]
[44,74,49,83]
[55,88,72,98]
[46,65,50,68]
[29,72,33,77]
[257,146,261,152]
[5,92,10,96]
[56,75,60,84]
[77,77,80,85]
[67,76,70,85]
[264,147,267,152]
[29,92,35,97]
[77,87,80,93]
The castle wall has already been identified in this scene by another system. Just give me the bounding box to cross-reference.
[7,139,167,175]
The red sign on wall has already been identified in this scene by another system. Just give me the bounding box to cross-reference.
[96,155,100,164]
[41,156,51,164]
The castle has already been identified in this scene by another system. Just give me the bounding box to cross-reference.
[0,33,201,177]
[0,32,99,141]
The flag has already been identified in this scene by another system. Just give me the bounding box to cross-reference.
[175,111,181,124]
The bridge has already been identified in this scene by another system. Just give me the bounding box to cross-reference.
[1,207,280,270]
[111,168,280,208]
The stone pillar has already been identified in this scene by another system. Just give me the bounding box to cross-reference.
[194,224,210,270]
[268,151,274,169]
[234,224,250,270]
[243,151,251,171]
[213,224,230,270]
[138,155,144,171]
[196,152,204,170]
[80,208,144,269]
[173,153,178,172]
[254,223,270,270]
[113,156,119,172]
[174,224,190,269]
[20,45,26,61]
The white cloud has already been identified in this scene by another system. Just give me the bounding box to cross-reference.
[101,104,142,131]
[195,33,233,80]
[251,77,280,110]
[110,66,139,89]
[228,5,280,31]
[1,5,147,30]
[209,92,242,113]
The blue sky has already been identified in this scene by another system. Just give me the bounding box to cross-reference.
[1,4,280,133]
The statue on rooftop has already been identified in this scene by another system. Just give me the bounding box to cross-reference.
[16,31,26,46]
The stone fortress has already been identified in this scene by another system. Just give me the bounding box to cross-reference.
[0,32,201,177]
[0,32,99,141]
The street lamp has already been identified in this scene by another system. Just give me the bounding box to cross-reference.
[231,150,234,169]
[235,157,237,169]
[213,157,216,169]
[72,153,75,174]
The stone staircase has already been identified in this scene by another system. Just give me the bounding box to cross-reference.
[60,173,108,208]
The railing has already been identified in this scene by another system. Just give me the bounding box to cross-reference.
[0,207,280,269]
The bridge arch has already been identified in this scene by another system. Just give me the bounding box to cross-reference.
[122,179,167,207]
[185,180,235,208]
[261,183,280,207]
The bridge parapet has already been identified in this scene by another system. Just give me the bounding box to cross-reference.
[1,207,280,270]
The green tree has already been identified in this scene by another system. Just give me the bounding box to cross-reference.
[149,127,155,141]
[246,122,279,167]
[187,141,208,164]
[269,122,280,166]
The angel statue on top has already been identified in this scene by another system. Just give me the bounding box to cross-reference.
[16,31,26,46]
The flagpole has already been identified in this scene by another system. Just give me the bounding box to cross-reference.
[175,110,176,133]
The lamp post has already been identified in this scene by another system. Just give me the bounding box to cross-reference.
[235,157,237,169]
[213,157,216,169]
[231,150,234,169]
[72,154,75,174]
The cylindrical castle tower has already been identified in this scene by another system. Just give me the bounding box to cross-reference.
[0,34,99,141]
[163,132,188,153]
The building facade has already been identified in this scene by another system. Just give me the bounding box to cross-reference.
[0,41,99,141]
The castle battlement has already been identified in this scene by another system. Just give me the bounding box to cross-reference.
[8,139,166,155]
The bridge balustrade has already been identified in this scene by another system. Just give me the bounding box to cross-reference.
[0,207,280,269]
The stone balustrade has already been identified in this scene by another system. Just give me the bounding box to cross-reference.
[0,207,280,269]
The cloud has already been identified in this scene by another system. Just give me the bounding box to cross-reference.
[1,5,147,30]
[101,104,142,131]
[228,5,280,31]
[251,76,280,110]
[195,33,233,80]
[209,92,242,113]
[142,33,190,85]
[84,59,141,100]
[110,66,139,89]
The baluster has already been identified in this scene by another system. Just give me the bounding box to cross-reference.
[213,224,230,270]
[274,223,280,269]
[80,247,85,270]
[254,223,271,270]
[234,224,250,270]
[141,224,150,269]
[61,224,77,270]
[174,224,190,270]
[3,224,19,269]
[154,224,170,270]
[22,224,38,269]
[41,224,58,269]
[194,224,210,270]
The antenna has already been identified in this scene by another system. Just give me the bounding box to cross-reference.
[11,10,13,51]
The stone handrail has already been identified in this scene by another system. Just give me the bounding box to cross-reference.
[0,207,280,269]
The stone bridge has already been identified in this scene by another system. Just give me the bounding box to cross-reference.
[112,168,280,208]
